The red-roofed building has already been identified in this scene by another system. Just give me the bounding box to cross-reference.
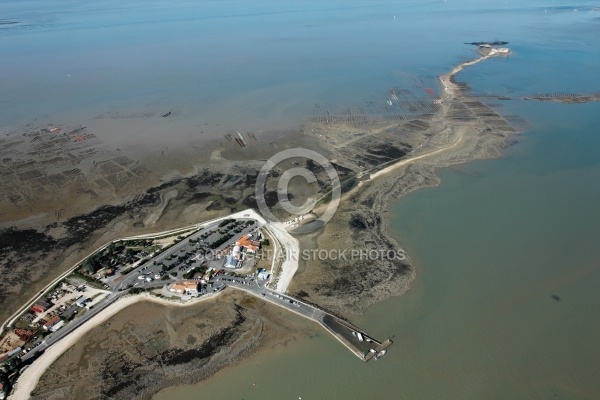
[31,299,52,314]
[169,281,199,295]
[42,315,61,331]
[236,234,261,253]
[14,329,34,342]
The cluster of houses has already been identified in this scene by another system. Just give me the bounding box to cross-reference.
[224,233,261,269]
[0,329,35,364]
[30,301,73,333]
[30,292,91,331]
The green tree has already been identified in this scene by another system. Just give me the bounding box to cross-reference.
[82,260,96,275]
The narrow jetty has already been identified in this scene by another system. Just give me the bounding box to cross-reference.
[231,285,392,362]
[363,339,393,362]
[319,314,392,362]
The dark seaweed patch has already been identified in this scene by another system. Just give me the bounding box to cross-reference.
[161,306,245,366]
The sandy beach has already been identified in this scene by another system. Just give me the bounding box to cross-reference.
[10,293,218,400]
[19,289,315,400]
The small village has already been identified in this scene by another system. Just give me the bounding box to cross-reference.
[0,216,271,394]
[1,211,389,398]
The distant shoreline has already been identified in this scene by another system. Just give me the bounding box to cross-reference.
[523,93,600,104]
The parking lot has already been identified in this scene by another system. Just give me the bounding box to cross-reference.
[115,218,262,292]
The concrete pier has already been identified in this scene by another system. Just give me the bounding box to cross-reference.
[320,314,392,362]
[228,284,392,362]
[363,339,393,362]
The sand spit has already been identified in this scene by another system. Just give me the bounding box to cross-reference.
[289,48,518,314]
[357,49,503,181]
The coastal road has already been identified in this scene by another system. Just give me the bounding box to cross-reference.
[32,268,320,364]
[22,291,124,362]
[24,219,262,361]
[266,222,300,294]
[215,275,326,324]
[19,212,292,365]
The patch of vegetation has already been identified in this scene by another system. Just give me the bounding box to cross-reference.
[128,287,151,295]
[218,218,235,228]
[79,239,154,277]
[209,233,235,249]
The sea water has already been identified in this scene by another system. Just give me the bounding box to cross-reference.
[3,0,585,135]
[155,102,600,397]
[153,2,600,399]
[3,0,600,398]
